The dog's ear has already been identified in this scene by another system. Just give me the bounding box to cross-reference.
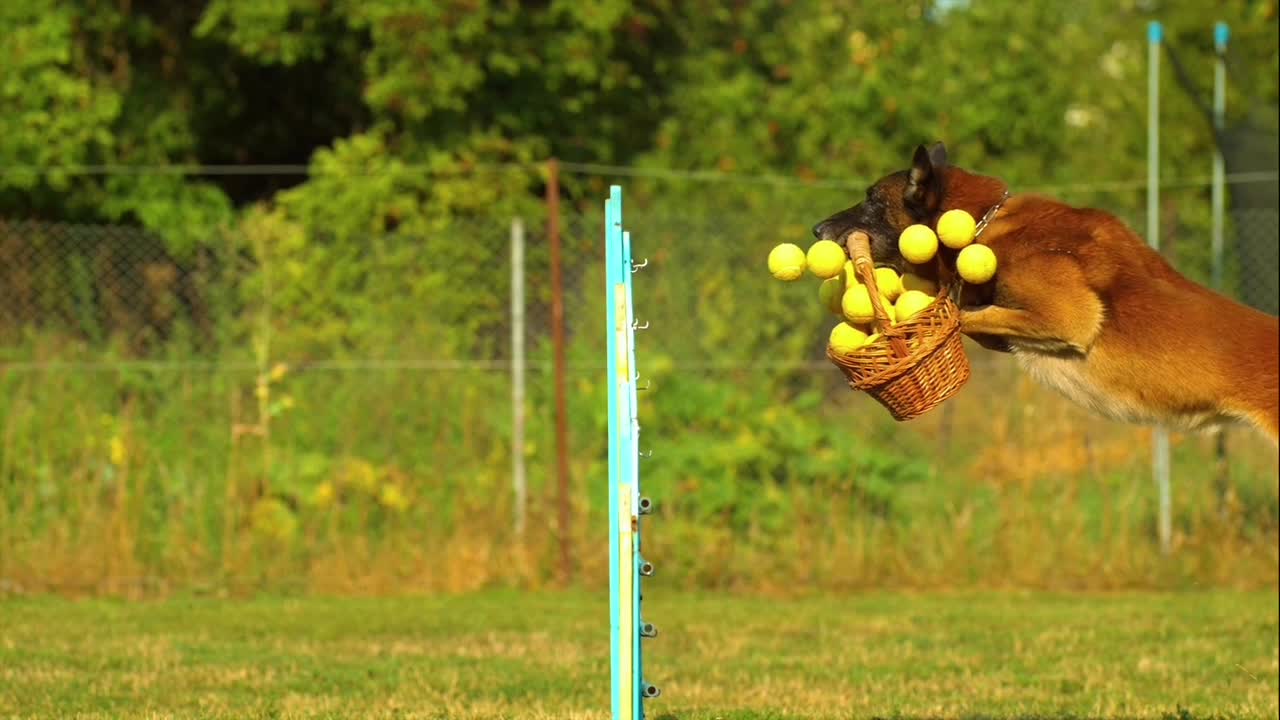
[926,141,947,169]
[905,142,948,214]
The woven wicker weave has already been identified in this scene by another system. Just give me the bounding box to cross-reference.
[827,232,971,421]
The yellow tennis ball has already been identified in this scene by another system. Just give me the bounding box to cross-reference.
[873,267,902,301]
[898,224,938,264]
[864,332,883,346]
[818,275,845,315]
[894,290,935,322]
[881,299,897,325]
[937,209,977,249]
[767,243,806,281]
[900,273,938,297]
[806,240,846,279]
[841,284,876,324]
[828,322,869,355]
[840,259,860,287]
[956,244,998,283]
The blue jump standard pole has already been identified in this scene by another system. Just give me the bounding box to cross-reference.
[606,185,657,720]
[605,186,627,720]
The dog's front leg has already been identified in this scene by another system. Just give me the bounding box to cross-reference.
[959,254,1104,355]
[960,305,1092,355]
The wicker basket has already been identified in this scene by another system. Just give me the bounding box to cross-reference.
[826,232,970,421]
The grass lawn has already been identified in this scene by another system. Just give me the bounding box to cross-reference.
[0,589,1276,719]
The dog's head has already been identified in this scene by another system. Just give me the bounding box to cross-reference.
[811,142,1005,271]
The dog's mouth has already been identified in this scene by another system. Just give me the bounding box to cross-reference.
[832,228,906,274]
[812,212,907,273]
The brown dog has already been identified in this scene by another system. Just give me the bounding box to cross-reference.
[812,142,1280,444]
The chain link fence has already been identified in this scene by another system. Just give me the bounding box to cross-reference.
[0,221,223,354]
[5,177,1274,362]
[1,172,1277,594]
[2,178,1277,440]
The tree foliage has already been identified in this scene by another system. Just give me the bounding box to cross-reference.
[2,0,1276,345]
[4,0,1275,220]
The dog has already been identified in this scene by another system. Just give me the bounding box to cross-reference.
[812,142,1280,444]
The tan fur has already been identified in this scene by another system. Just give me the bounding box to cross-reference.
[954,191,1280,444]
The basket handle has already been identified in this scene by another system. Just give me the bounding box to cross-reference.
[935,249,965,303]
[847,231,910,358]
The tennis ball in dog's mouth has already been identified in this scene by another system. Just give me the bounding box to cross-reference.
[828,322,869,355]
[900,273,939,297]
[767,243,807,281]
[894,289,935,322]
[956,243,998,283]
[937,209,977,249]
[806,240,846,279]
[841,284,877,324]
[898,224,939,264]
[819,275,845,315]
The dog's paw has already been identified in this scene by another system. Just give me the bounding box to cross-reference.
[965,333,1013,353]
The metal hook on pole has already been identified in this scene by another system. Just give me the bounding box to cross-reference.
[631,258,648,272]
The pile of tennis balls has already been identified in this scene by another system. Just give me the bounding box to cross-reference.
[766,209,997,357]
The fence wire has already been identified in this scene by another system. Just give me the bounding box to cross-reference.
[1,176,1277,588]
[3,182,1276,367]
